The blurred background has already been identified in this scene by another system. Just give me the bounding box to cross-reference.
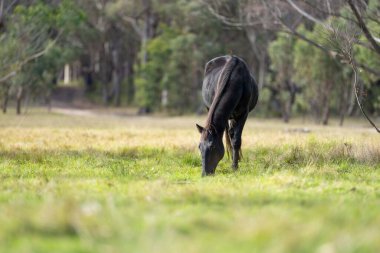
[0,0,379,126]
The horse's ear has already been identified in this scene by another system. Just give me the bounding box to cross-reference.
[196,124,204,133]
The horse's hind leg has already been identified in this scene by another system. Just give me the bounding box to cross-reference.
[228,112,249,170]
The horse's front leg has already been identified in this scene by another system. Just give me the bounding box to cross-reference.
[228,112,249,170]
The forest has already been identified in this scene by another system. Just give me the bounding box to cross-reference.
[0,0,379,125]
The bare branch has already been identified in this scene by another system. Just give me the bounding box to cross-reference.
[200,0,261,28]
[347,0,380,54]
[0,35,60,84]
[20,40,55,65]
[0,71,15,83]
[285,0,380,58]
[351,61,380,133]
[121,16,144,38]
[4,0,18,14]
[286,0,332,31]
[302,0,359,25]
[331,23,380,132]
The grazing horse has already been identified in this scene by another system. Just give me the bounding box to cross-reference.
[196,55,259,176]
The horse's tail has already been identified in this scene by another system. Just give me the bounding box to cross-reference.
[206,56,239,127]
[225,126,232,158]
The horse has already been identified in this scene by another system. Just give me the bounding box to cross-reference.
[196,55,259,176]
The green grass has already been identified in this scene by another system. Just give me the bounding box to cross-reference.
[0,110,379,253]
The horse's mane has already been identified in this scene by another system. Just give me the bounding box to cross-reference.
[204,56,238,130]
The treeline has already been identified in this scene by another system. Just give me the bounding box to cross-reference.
[0,0,379,125]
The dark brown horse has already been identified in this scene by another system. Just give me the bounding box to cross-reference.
[196,55,258,176]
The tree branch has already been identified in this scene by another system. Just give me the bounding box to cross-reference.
[286,0,332,31]
[351,61,380,133]
[121,16,144,38]
[0,71,15,83]
[4,0,18,14]
[201,0,261,28]
[0,35,59,84]
[355,61,380,77]
[347,0,380,55]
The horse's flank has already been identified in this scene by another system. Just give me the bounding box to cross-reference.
[204,56,238,132]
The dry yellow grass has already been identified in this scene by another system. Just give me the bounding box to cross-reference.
[1,109,378,162]
[0,109,377,144]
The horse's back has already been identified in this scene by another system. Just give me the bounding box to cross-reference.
[202,55,258,115]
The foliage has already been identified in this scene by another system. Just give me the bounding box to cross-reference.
[0,0,85,111]
[269,33,296,83]
[355,0,380,83]
[135,1,224,112]
[291,24,353,123]
[134,25,174,109]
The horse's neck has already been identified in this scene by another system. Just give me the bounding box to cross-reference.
[209,108,229,135]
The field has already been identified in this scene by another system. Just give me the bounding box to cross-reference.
[0,109,380,253]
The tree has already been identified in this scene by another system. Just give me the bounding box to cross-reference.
[205,0,380,130]
[0,0,84,114]
[134,1,226,113]
[268,33,300,122]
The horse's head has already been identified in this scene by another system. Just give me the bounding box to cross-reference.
[196,124,225,176]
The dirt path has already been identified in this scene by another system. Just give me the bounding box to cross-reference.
[51,106,140,118]
[51,108,99,117]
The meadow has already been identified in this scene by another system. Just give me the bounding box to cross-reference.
[0,109,379,253]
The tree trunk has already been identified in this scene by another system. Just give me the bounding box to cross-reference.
[45,91,52,112]
[244,28,268,89]
[322,105,330,125]
[140,0,150,66]
[281,81,299,123]
[24,90,30,114]
[100,42,113,105]
[282,109,290,123]
[141,0,157,65]
[339,77,352,126]
[2,95,8,114]
[321,81,333,125]
[126,59,135,105]
[339,110,345,126]
[111,47,124,107]
[2,85,9,114]
[113,71,121,107]
[81,53,94,92]
[0,0,4,32]
[347,76,357,116]
[138,0,158,113]
[16,87,23,115]
[258,53,266,89]
[282,94,291,123]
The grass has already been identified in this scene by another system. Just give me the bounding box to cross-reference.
[0,109,379,253]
